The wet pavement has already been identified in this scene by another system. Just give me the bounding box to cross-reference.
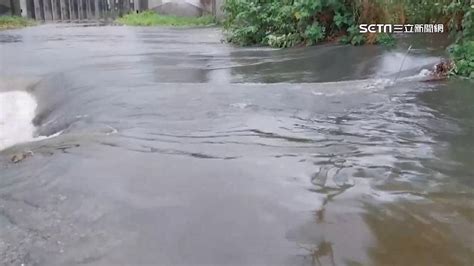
[0,24,473,266]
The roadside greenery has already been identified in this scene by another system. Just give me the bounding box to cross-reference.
[447,4,473,78]
[223,0,473,78]
[116,11,214,26]
[222,0,405,47]
[0,16,35,30]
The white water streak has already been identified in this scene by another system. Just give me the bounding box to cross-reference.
[0,90,62,151]
[0,91,38,150]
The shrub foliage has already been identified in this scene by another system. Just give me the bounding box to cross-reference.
[223,0,472,77]
[448,3,473,78]
[223,0,360,47]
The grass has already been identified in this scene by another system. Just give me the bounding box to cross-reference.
[116,11,215,27]
[0,16,35,30]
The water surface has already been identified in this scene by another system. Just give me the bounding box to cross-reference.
[0,24,473,266]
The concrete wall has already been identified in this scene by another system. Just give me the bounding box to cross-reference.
[215,0,224,19]
[0,0,11,15]
[148,0,224,17]
[149,0,203,17]
[1,0,225,18]
[0,0,22,16]
[19,0,26,16]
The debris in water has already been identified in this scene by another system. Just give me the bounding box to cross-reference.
[434,60,454,77]
[10,151,34,163]
[425,60,454,81]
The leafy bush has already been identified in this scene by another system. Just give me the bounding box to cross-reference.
[405,0,452,24]
[222,0,406,47]
[450,40,474,77]
[448,4,474,78]
[223,0,473,79]
[223,0,355,47]
[376,33,396,47]
[305,23,326,45]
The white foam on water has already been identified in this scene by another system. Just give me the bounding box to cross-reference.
[376,52,440,77]
[337,178,425,203]
[0,91,40,151]
[418,68,433,77]
[363,78,395,90]
[392,68,439,83]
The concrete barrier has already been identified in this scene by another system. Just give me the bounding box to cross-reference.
[10,0,225,20]
[0,0,27,16]
[150,0,204,17]
[148,0,224,18]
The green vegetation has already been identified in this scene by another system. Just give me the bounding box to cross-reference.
[222,0,406,47]
[0,16,35,30]
[222,0,473,77]
[116,11,214,27]
[376,33,396,47]
[447,4,473,78]
[450,40,474,78]
[223,0,354,47]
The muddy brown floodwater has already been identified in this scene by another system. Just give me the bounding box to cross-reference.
[0,24,473,266]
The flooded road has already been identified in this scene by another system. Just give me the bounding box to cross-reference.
[0,24,473,266]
